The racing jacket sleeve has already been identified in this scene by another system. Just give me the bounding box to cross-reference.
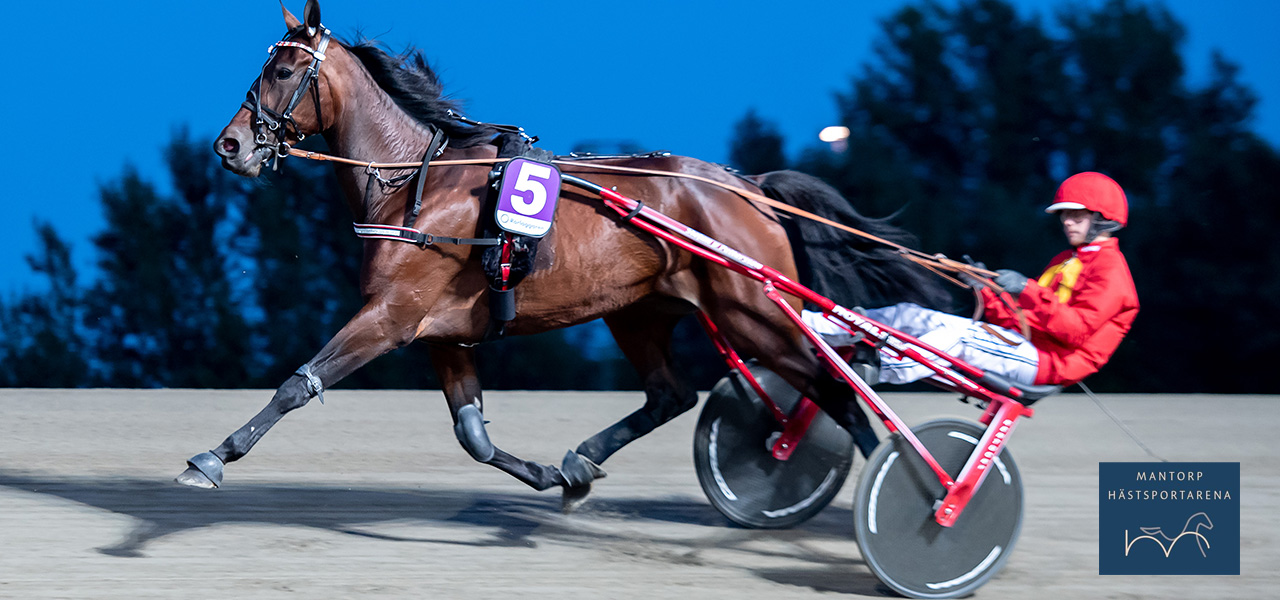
[980,246,1131,349]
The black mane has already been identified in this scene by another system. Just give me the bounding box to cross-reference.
[342,40,497,148]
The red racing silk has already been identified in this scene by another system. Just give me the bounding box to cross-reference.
[980,237,1139,385]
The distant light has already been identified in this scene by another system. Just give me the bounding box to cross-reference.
[819,126,850,143]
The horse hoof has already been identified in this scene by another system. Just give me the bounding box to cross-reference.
[560,450,606,488]
[175,451,223,488]
[562,483,592,514]
[175,466,217,489]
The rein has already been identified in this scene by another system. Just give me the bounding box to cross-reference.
[286,145,1030,336]
[554,160,1030,336]
[286,146,1007,282]
[291,147,979,273]
[254,26,1025,332]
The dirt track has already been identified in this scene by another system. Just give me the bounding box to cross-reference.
[0,389,1275,599]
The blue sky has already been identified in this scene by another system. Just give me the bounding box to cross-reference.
[1,0,1276,294]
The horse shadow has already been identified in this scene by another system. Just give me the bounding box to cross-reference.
[0,468,884,595]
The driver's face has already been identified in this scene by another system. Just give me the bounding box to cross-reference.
[1059,209,1095,246]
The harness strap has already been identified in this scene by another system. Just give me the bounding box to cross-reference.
[290,147,1013,298]
[308,63,325,135]
[352,224,501,247]
[404,126,445,229]
[284,32,329,127]
[288,146,986,276]
[243,97,277,131]
[447,109,535,143]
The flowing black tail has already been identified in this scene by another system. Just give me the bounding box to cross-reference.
[754,171,951,311]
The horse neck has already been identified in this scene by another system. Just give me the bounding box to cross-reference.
[323,55,439,223]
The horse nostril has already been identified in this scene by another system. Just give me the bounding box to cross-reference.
[221,137,240,155]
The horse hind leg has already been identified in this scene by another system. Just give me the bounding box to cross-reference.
[430,344,569,492]
[565,305,698,510]
[704,295,881,458]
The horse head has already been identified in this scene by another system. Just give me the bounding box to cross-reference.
[1186,511,1214,533]
[215,0,336,177]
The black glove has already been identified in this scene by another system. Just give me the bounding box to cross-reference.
[994,269,1028,295]
[959,256,988,290]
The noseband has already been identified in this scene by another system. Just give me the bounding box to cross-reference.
[243,26,333,169]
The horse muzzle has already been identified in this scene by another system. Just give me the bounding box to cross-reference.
[214,122,273,178]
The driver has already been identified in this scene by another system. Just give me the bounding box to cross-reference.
[804,171,1139,387]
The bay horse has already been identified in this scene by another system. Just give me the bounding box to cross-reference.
[177,0,948,509]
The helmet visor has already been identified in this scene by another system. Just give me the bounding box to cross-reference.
[1045,201,1087,214]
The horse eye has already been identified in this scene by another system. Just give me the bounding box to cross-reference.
[276,68,294,80]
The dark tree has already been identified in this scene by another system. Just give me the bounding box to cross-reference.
[729,109,788,174]
[800,0,1069,265]
[0,222,88,387]
[84,168,180,386]
[161,131,253,387]
[230,154,378,387]
[84,131,252,387]
[795,0,1280,392]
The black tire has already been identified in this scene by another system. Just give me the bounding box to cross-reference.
[853,418,1023,599]
[693,362,854,529]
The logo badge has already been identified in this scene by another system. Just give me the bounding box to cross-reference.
[495,158,562,238]
[1099,462,1239,575]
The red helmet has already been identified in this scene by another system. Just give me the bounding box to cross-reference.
[1045,172,1128,226]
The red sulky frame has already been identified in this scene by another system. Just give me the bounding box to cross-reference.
[564,174,1035,528]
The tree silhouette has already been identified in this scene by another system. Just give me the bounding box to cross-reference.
[81,131,251,387]
[789,0,1280,391]
[729,109,787,174]
[0,222,88,387]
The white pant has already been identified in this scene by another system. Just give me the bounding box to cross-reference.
[801,303,1039,385]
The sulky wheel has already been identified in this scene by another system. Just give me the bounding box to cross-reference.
[853,418,1023,599]
[693,361,854,529]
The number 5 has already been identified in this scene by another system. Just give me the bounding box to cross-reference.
[511,162,552,216]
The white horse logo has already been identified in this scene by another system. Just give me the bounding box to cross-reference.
[1124,512,1214,557]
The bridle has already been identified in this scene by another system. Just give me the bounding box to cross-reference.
[236,24,479,246]
[242,26,333,169]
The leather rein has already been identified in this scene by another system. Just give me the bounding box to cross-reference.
[249,29,1027,334]
[285,146,1004,282]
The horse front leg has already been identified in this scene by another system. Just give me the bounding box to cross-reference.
[175,300,420,488]
[429,344,570,493]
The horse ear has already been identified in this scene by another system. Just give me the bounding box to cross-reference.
[303,0,322,35]
[281,1,303,30]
